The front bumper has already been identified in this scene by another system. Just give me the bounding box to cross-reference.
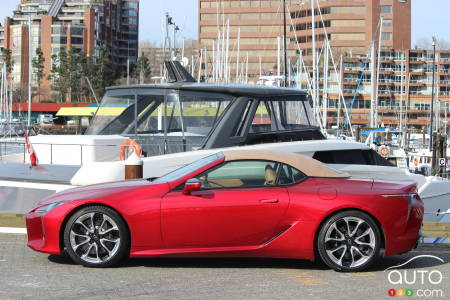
[26,210,63,255]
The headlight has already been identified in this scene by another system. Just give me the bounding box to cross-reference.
[35,202,66,215]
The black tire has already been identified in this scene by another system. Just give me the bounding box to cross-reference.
[316,210,381,272]
[63,205,130,267]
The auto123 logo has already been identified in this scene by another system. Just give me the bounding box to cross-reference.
[385,255,446,298]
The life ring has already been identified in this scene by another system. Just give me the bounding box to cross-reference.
[119,139,142,161]
[413,157,419,167]
[378,145,390,158]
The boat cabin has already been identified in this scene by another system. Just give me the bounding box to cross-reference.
[86,83,324,156]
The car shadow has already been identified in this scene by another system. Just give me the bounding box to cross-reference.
[120,257,329,270]
[47,244,450,271]
[48,254,328,270]
[368,244,450,271]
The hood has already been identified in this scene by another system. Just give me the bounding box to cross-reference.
[39,179,165,206]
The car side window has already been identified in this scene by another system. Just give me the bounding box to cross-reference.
[196,160,281,189]
[279,163,306,185]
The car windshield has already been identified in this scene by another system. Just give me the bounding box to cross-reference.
[152,153,224,183]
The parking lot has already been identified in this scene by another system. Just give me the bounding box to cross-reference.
[0,233,449,300]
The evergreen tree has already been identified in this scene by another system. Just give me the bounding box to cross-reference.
[93,46,115,97]
[1,48,13,75]
[32,47,45,101]
[49,50,70,102]
[133,53,151,84]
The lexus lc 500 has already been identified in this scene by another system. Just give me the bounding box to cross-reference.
[26,150,423,272]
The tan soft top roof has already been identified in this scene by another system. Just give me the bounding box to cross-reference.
[223,150,350,178]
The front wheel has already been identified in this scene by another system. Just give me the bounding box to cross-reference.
[316,210,381,272]
[63,206,129,267]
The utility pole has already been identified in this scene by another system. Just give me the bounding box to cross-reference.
[429,37,436,151]
[283,0,288,87]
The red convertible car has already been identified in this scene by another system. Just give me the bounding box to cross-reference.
[26,150,423,272]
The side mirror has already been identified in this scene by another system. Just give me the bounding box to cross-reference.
[183,178,201,195]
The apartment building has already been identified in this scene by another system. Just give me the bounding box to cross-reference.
[312,49,450,129]
[198,0,411,82]
[0,0,139,101]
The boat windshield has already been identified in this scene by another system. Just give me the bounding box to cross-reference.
[85,89,233,155]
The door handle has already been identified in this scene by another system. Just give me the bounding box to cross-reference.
[260,199,279,204]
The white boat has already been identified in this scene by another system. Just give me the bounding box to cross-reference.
[1,71,449,223]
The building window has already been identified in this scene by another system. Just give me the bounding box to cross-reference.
[381,32,392,40]
[52,46,66,54]
[330,7,366,14]
[123,2,138,9]
[31,27,40,35]
[123,10,137,17]
[122,17,137,25]
[71,37,83,45]
[382,19,392,27]
[71,27,84,36]
[51,36,67,44]
[52,27,67,35]
[380,5,392,13]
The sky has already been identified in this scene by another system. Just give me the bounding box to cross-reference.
[0,0,449,46]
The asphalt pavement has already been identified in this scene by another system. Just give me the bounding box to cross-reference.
[0,233,449,300]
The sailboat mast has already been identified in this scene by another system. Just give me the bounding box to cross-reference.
[28,15,32,126]
[374,16,384,128]
[311,0,317,120]
[283,0,288,87]
[236,27,240,83]
[370,43,376,127]
[277,36,281,87]
[399,58,405,133]
[323,39,329,129]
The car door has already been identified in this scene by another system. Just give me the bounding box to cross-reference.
[161,160,290,249]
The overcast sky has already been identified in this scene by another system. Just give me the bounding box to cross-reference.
[0,0,448,47]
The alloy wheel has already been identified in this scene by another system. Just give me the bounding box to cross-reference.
[323,217,376,269]
[69,212,121,264]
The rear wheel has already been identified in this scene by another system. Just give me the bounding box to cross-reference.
[63,206,129,267]
[316,210,381,272]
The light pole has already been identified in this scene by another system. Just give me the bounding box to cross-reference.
[429,37,436,150]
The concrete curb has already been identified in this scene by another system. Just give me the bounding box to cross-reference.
[0,227,27,234]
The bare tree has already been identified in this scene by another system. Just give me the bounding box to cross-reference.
[414,37,450,50]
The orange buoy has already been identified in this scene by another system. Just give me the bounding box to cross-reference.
[119,139,142,161]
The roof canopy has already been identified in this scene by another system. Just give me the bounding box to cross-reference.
[362,128,402,136]
[223,150,350,178]
[107,83,308,98]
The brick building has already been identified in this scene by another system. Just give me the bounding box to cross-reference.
[0,0,139,102]
[198,0,411,82]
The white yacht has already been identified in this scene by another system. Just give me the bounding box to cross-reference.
[1,64,448,223]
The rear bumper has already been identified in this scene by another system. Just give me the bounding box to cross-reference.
[384,206,424,256]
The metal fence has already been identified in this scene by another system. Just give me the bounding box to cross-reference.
[0,140,204,165]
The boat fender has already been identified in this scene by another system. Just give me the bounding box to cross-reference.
[413,157,419,167]
[378,145,390,158]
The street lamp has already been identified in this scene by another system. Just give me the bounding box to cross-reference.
[429,37,436,151]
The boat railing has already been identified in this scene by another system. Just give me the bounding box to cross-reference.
[0,140,204,165]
